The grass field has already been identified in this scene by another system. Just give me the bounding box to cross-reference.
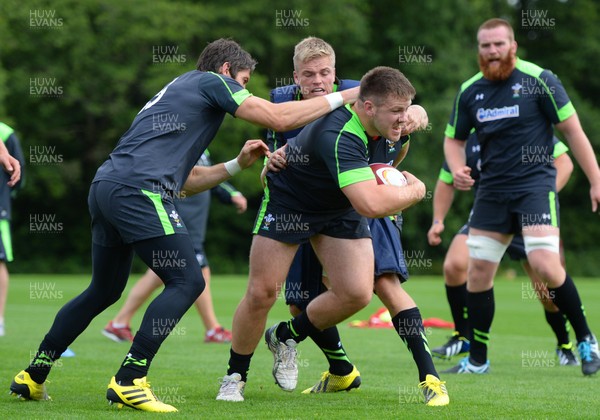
[1,273,599,419]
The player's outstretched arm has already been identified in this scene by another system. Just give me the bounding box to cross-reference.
[235,87,359,132]
[555,114,600,211]
[427,179,455,246]
[342,171,426,219]
[184,140,269,196]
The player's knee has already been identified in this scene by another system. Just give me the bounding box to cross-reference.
[187,274,206,298]
[443,257,467,285]
[341,287,372,310]
[246,279,279,308]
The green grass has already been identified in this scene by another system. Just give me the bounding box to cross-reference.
[1,274,599,419]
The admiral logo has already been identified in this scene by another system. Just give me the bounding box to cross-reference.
[476,105,519,122]
[475,93,484,101]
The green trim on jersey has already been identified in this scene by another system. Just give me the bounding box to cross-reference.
[516,59,575,122]
[0,219,13,262]
[339,167,374,188]
[141,189,175,235]
[445,72,484,139]
[549,191,558,227]
[253,185,270,234]
[209,72,252,106]
[553,141,569,158]
[438,167,453,185]
[0,122,15,142]
[335,105,373,188]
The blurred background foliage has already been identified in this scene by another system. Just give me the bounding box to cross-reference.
[1,0,598,275]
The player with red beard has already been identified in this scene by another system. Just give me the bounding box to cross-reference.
[443,18,600,376]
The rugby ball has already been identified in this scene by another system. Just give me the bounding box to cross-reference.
[370,163,407,186]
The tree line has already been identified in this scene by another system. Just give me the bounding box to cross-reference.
[1,0,598,275]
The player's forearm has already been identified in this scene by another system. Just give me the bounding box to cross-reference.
[432,180,455,224]
[392,142,410,167]
[183,165,232,196]
[568,136,600,187]
[443,137,467,174]
[352,183,426,218]
[557,115,600,187]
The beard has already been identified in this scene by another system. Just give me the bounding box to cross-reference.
[478,50,516,81]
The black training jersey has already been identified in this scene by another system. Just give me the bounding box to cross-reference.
[445,59,574,192]
[439,133,569,192]
[266,104,374,213]
[368,136,409,166]
[93,71,251,193]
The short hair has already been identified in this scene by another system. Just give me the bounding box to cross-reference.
[359,66,415,106]
[478,18,515,42]
[196,38,257,79]
[293,37,336,71]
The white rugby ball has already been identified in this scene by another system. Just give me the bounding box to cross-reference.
[370,163,407,186]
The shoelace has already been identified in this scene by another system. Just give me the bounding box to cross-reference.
[135,379,161,401]
[219,377,241,394]
[281,343,298,369]
[418,378,447,397]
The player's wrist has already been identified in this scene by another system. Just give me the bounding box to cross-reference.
[224,158,242,176]
[325,92,344,111]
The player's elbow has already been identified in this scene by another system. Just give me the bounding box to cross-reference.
[352,200,387,219]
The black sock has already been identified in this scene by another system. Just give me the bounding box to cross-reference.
[445,284,469,337]
[467,288,494,365]
[277,311,320,344]
[544,309,570,346]
[226,348,253,382]
[548,274,592,342]
[392,307,438,382]
[25,335,67,384]
[309,326,353,376]
[115,331,156,385]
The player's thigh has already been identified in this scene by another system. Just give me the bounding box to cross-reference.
[248,235,298,298]
[311,235,374,299]
[522,225,564,284]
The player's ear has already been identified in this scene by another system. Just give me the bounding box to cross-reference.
[293,70,299,85]
[219,62,231,77]
[364,100,375,116]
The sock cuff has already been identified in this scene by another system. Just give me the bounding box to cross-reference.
[467,288,494,307]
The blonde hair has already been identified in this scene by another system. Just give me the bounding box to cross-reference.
[293,37,336,71]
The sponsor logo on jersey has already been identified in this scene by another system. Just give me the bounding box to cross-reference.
[475,93,484,100]
[476,105,520,122]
